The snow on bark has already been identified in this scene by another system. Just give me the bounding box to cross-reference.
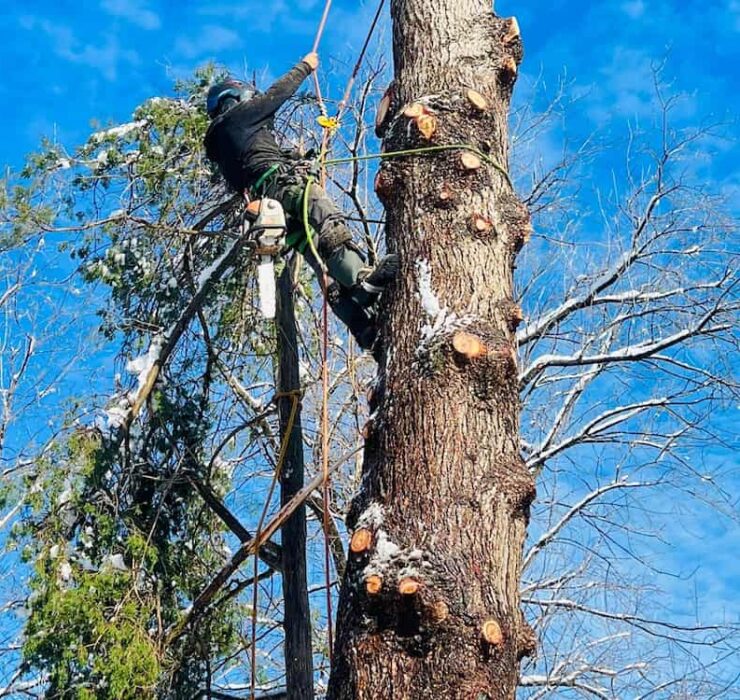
[126,335,166,395]
[362,530,401,579]
[416,259,443,318]
[355,502,385,530]
[414,259,472,365]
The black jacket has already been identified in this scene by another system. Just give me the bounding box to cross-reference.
[204,61,312,192]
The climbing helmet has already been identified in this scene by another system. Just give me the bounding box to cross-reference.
[206,79,255,118]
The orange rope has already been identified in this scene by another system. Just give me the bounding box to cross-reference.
[307,0,337,669]
[308,0,386,670]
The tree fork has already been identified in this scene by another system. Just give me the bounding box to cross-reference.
[329,2,532,699]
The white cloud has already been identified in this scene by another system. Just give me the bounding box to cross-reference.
[100,0,161,30]
[19,16,140,81]
[173,24,241,60]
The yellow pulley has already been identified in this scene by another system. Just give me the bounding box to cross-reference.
[317,115,340,132]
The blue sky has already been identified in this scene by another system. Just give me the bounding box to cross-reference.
[1,0,738,693]
[1,0,739,175]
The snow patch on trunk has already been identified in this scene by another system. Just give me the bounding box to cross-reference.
[356,502,385,530]
[414,259,472,366]
[416,259,443,318]
[363,529,401,578]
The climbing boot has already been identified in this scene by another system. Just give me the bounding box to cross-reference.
[324,244,368,290]
[327,283,377,350]
[351,253,399,308]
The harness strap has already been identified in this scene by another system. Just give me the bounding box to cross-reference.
[252,162,282,193]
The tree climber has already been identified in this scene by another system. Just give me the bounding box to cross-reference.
[204,52,397,350]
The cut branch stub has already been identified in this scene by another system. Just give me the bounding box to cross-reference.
[517,624,538,660]
[362,420,373,440]
[471,214,494,234]
[497,344,518,371]
[502,17,521,45]
[403,103,427,119]
[466,89,489,112]
[350,528,373,555]
[416,113,438,140]
[481,619,504,646]
[500,56,518,83]
[398,578,421,596]
[374,169,394,204]
[521,220,533,245]
[430,600,450,623]
[460,152,482,171]
[452,332,488,360]
[438,184,455,206]
[509,304,524,330]
[375,83,395,137]
[365,575,383,595]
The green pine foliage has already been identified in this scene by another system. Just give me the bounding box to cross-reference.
[11,66,272,699]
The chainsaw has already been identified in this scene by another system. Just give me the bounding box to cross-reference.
[244,198,287,319]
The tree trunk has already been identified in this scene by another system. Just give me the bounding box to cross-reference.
[328,2,535,698]
[276,267,314,700]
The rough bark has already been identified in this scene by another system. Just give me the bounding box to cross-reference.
[328,2,534,699]
[276,267,314,700]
